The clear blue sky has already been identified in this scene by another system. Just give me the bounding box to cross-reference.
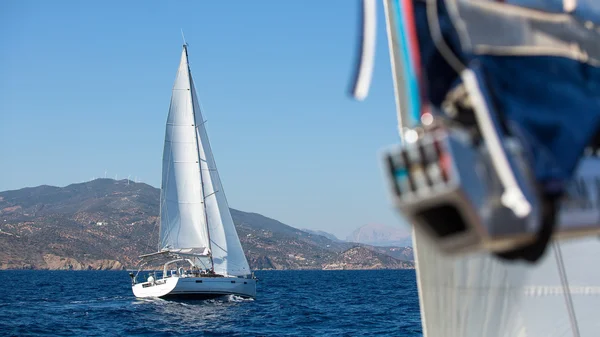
[0,0,410,238]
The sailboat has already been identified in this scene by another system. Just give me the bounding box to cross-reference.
[130,44,256,299]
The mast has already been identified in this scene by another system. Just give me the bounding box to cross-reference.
[183,43,215,271]
[383,0,406,140]
[381,0,429,334]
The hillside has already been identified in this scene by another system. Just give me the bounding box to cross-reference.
[0,179,414,270]
[322,246,414,270]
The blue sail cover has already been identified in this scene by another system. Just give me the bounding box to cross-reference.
[410,0,600,194]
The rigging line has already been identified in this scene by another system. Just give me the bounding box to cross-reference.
[209,239,228,253]
[426,0,466,75]
[204,190,219,199]
[150,194,164,251]
[552,242,581,337]
[146,216,160,252]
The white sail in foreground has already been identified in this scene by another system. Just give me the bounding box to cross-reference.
[414,232,531,337]
[132,45,255,299]
[414,233,600,336]
[411,161,600,337]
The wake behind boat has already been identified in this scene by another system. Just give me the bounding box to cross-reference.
[130,44,256,299]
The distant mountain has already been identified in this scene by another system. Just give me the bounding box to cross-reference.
[0,179,414,270]
[301,229,342,242]
[346,223,412,247]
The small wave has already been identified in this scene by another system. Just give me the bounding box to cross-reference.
[226,294,254,303]
[70,295,130,305]
[132,297,167,305]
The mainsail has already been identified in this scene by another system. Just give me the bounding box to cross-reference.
[159,45,251,277]
[160,46,210,252]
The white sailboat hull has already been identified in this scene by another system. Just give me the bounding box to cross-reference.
[132,276,257,299]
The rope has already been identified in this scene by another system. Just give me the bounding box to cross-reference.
[552,242,581,337]
[425,0,466,75]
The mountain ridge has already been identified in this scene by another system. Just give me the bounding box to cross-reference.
[0,179,414,271]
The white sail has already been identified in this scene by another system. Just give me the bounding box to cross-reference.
[159,46,210,252]
[414,231,600,336]
[412,161,600,337]
[380,1,600,336]
[189,76,251,277]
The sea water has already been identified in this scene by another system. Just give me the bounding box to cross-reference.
[0,269,422,336]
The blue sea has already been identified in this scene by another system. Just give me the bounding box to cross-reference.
[0,270,422,336]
